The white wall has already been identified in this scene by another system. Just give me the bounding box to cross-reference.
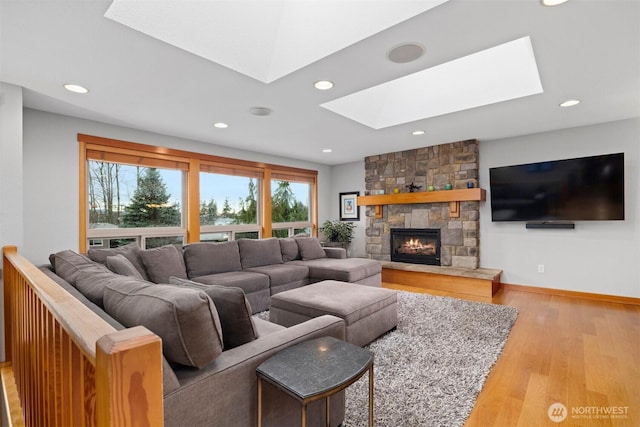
[327,160,366,257]
[479,118,639,298]
[0,83,24,252]
[21,108,333,265]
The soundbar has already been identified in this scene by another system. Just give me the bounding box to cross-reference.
[526,222,575,230]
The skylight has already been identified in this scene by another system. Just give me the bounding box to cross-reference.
[105,0,449,84]
[321,36,544,129]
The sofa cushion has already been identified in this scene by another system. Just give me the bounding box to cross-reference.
[170,277,258,350]
[279,237,301,262]
[87,242,150,281]
[75,268,146,308]
[296,237,327,261]
[245,264,309,287]
[139,245,188,284]
[106,254,144,280]
[191,271,270,295]
[238,238,283,268]
[51,249,110,286]
[103,279,223,368]
[291,258,382,283]
[183,241,242,277]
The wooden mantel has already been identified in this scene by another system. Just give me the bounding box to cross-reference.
[357,188,486,218]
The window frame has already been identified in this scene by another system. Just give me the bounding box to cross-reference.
[78,134,318,252]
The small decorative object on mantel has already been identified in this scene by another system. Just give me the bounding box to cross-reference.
[406,182,422,192]
[427,185,435,192]
[444,183,453,190]
[467,181,474,188]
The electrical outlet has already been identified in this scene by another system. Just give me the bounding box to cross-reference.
[537,264,545,273]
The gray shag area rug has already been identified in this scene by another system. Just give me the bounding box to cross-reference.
[342,291,518,427]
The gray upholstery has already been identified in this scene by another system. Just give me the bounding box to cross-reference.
[139,244,188,283]
[103,280,223,368]
[40,265,181,395]
[296,237,327,260]
[106,254,145,279]
[169,277,258,350]
[183,241,242,276]
[44,236,383,427]
[75,268,146,308]
[289,257,382,283]
[166,315,346,427]
[245,263,309,287]
[279,237,301,262]
[191,271,271,313]
[238,238,283,268]
[52,249,110,286]
[87,241,150,281]
[270,280,397,347]
[185,238,381,312]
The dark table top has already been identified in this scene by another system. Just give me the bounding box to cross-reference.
[256,336,373,401]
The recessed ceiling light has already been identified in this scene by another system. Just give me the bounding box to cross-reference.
[314,80,334,90]
[63,83,89,94]
[213,122,228,128]
[540,0,568,6]
[387,43,425,64]
[560,99,580,107]
[412,130,425,136]
[249,107,272,116]
[541,0,569,6]
[322,148,333,153]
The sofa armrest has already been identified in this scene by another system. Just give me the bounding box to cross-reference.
[323,247,347,259]
[164,315,346,427]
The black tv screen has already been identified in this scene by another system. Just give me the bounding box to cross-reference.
[489,153,625,222]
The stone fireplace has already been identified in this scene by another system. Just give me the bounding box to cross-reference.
[390,228,441,265]
[364,140,480,269]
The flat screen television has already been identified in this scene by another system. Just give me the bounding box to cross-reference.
[489,153,624,222]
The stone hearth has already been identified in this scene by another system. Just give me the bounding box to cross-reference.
[364,140,480,269]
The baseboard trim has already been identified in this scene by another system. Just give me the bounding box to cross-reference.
[501,283,640,306]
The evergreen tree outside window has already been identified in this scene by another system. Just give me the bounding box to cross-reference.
[121,168,181,228]
[88,161,182,230]
[271,180,311,237]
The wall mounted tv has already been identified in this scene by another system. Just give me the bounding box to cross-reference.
[489,153,624,222]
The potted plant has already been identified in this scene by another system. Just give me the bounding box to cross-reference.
[320,220,356,248]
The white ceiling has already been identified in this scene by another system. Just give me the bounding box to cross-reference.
[1,0,638,166]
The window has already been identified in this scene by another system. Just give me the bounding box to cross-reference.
[270,174,314,238]
[78,134,318,251]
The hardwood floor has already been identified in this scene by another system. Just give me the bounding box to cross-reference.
[382,282,640,427]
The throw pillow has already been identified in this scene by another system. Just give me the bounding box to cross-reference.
[75,268,144,308]
[296,237,327,261]
[183,241,242,278]
[279,237,301,262]
[51,249,110,286]
[169,277,257,350]
[139,245,188,284]
[103,279,223,368]
[87,242,149,281]
[237,238,283,269]
[106,254,144,280]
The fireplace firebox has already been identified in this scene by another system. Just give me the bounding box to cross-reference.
[390,228,441,265]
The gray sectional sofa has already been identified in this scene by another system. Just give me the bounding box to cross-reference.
[42,236,382,427]
[178,236,381,313]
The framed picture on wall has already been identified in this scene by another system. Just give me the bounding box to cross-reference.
[339,191,360,221]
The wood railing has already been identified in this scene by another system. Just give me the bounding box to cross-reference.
[1,246,164,426]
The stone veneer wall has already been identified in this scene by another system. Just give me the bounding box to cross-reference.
[364,140,480,269]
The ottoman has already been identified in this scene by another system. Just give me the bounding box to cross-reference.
[270,280,398,347]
